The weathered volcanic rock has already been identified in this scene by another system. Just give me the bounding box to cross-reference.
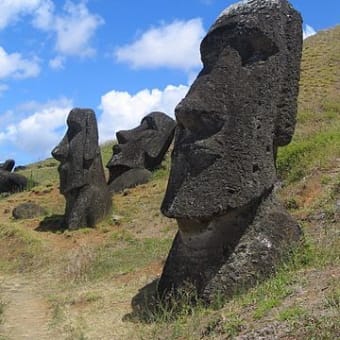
[107,111,176,193]
[52,108,112,230]
[107,168,152,194]
[158,0,303,302]
[12,202,47,219]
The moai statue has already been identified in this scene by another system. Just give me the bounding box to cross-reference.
[0,159,15,172]
[52,108,112,230]
[107,111,176,193]
[0,171,27,193]
[0,158,27,193]
[158,0,303,302]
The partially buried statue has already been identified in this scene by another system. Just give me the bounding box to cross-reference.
[107,111,176,193]
[0,159,15,172]
[0,159,27,193]
[158,0,303,302]
[52,108,112,230]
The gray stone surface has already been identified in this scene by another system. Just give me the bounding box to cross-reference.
[107,111,176,193]
[12,202,47,219]
[107,168,152,193]
[0,170,27,193]
[158,0,303,302]
[52,108,112,230]
[0,159,15,172]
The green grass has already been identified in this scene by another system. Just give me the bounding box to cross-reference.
[100,140,115,166]
[17,158,59,186]
[0,223,46,272]
[324,284,340,311]
[61,237,172,283]
[277,125,340,183]
[299,26,340,110]
[290,314,340,339]
[88,238,172,280]
[277,305,307,322]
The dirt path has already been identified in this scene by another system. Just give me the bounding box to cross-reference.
[0,274,56,340]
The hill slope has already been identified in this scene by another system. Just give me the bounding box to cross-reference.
[299,25,340,110]
[0,26,339,339]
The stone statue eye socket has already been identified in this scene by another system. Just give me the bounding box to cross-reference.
[229,31,279,66]
[112,144,121,154]
[201,26,279,67]
[176,108,224,141]
[66,120,82,140]
[141,116,157,130]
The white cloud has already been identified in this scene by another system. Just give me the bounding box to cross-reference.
[0,0,47,29]
[115,18,205,71]
[0,98,72,160]
[98,84,189,142]
[0,46,40,79]
[303,24,317,40]
[0,0,103,60]
[32,0,55,29]
[49,55,65,69]
[0,83,189,163]
[53,1,104,57]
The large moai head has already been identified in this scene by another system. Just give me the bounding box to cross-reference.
[52,108,101,194]
[107,111,176,192]
[52,108,111,229]
[157,0,302,301]
[161,0,302,220]
[0,159,15,172]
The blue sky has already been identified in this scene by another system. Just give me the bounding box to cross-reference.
[0,0,339,165]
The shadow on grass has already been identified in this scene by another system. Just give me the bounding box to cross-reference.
[123,279,160,323]
[123,278,202,324]
[36,214,67,233]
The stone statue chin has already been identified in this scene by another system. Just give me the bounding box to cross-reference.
[158,0,303,302]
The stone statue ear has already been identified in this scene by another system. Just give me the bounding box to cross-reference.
[83,110,99,161]
[274,17,302,147]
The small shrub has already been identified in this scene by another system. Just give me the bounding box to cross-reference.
[278,306,306,322]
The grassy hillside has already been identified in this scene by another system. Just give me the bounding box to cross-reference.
[0,26,339,339]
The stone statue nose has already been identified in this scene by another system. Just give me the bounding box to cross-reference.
[175,100,202,129]
[51,146,59,157]
[51,139,69,161]
[52,146,62,160]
